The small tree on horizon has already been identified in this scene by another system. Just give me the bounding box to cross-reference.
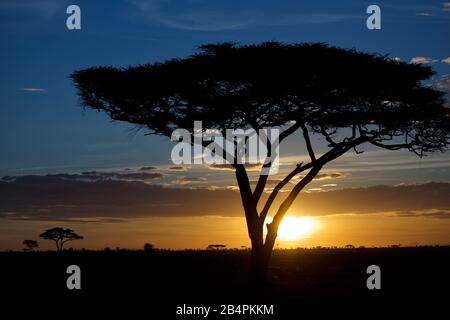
[207,244,227,250]
[40,227,83,251]
[144,243,154,252]
[72,42,449,285]
[23,240,39,252]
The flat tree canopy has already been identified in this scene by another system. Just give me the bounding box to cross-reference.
[72,42,449,156]
[40,227,83,251]
[72,42,449,283]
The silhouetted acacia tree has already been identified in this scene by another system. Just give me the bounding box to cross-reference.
[207,244,227,250]
[144,243,154,252]
[40,227,83,251]
[72,42,449,284]
[23,240,39,252]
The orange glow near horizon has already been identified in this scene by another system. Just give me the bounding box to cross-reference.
[2,212,450,251]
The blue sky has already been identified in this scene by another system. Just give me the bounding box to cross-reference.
[0,0,449,180]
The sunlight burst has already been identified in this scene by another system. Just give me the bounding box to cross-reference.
[276,216,317,240]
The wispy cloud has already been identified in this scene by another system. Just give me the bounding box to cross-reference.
[393,209,450,219]
[169,176,207,185]
[362,2,450,20]
[168,166,188,172]
[410,57,437,64]
[443,2,450,11]
[207,163,261,171]
[0,0,63,17]
[409,56,450,66]
[129,0,362,31]
[432,74,450,93]
[20,87,47,92]
[139,166,157,171]
[0,0,67,30]
[2,171,164,184]
[416,12,434,16]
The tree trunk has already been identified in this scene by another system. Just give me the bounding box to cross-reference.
[56,240,62,251]
[248,218,280,286]
[248,223,275,286]
[249,244,270,286]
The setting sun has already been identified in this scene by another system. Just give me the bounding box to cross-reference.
[276,216,318,241]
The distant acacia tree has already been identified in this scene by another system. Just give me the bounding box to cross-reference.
[23,240,39,252]
[143,243,154,252]
[40,227,83,251]
[72,42,449,284]
[207,244,227,250]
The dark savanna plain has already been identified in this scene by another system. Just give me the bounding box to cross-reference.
[1,1,450,318]
[2,247,450,317]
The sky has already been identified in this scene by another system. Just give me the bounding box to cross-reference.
[0,0,450,250]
